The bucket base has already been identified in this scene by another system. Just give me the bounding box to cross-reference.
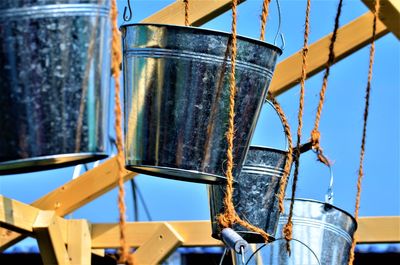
[0,153,108,175]
[212,230,275,244]
[126,165,226,184]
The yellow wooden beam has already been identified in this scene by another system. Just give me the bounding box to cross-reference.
[357,216,400,243]
[91,221,221,248]
[0,195,39,234]
[0,157,137,251]
[33,211,71,265]
[270,12,389,96]
[67,220,92,265]
[133,223,183,265]
[92,217,400,248]
[362,0,400,39]
[142,0,246,26]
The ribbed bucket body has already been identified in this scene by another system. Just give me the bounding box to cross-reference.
[239,199,357,265]
[209,146,288,242]
[121,24,281,184]
[0,0,111,174]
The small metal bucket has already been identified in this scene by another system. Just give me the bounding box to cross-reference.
[238,199,357,265]
[0,0,111,174]
[121,23,281,184]
[209,145,288,243]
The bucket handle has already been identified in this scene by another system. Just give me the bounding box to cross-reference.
[264,100,290,152]
[244,238,322,265]
[325,163,334,204]
[273,0,285,51]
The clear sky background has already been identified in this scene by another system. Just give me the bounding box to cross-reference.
[1,0,399,250]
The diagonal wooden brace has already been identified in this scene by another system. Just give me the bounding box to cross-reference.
[133,223,183,265]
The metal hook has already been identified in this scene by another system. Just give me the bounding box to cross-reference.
[123,0,133,22]
[273,0,285,50]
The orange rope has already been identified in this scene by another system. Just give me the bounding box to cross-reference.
[260,0,271,41]
[282,0,311,254]
[218,0,239,230]
[310,0,344,167]
[111,1,135,264]
[268,92,293,215]
[217,0,273,243]
[348,1,380,264]
[184,0,189,26]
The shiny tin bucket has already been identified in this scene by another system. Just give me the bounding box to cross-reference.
[239,199,357,265]
[121,24,281,184]
[209,145,288,243]
[0,0,111,174]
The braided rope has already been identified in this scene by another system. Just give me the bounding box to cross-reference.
[348,1,380,264]
[268,92,293,215]
[111,1,135,264]
[310,0,344,167]
[260,0,271,41]
[217,0,239,230]
[282,0,311,255]
[184,0,189,26]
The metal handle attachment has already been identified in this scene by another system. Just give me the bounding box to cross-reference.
[123,0,133,22]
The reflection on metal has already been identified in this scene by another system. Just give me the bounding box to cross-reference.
[0,0,111,174]
[121,23,281,184]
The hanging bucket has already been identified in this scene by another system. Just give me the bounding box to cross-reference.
[237,199,357,265]
[208,101,290,243]
[209,146,287,243]
[0,0,111,174]
[236,168,357,265]
[121,23,282,184]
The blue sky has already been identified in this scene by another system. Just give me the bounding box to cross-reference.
[1,0,399,251]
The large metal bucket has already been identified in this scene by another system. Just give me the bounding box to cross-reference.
[0,0,111,174]
[121,23,281,184]
[209,146,288,243]
[239,199,357,265]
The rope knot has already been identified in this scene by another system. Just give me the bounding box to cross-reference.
[310,129,321,149]
[283,222,293,255]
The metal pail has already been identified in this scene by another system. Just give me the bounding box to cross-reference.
[209,145,288,243]
[0,0,111,174]
[121,23,281,184]
[239,199,357,265]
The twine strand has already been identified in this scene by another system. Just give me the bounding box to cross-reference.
[348,1,380,264]
[218,0,239,230]
[111,1,135,264]
[310,0,344,167]
[184,0,189,26]
[282,0,311,254]
[260,0,271,41]
[217,0,275,243]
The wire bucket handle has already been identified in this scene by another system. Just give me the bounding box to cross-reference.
[264,99,290,152]
[244,238,322,265]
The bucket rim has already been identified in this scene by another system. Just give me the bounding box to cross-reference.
[283,197,357,228]
[120,23,283,55]
[248,145,288,154]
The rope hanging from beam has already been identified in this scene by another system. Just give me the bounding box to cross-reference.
[111,0,136,264]
[281,0,311,255]
[348,0,381,264]
[310,0,344,167]
[218,0,294,244]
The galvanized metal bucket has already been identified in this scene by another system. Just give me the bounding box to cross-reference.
[0,0,111,174]
[209,145,288,243]
[121,23,282,184]
[237,199,357,265]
